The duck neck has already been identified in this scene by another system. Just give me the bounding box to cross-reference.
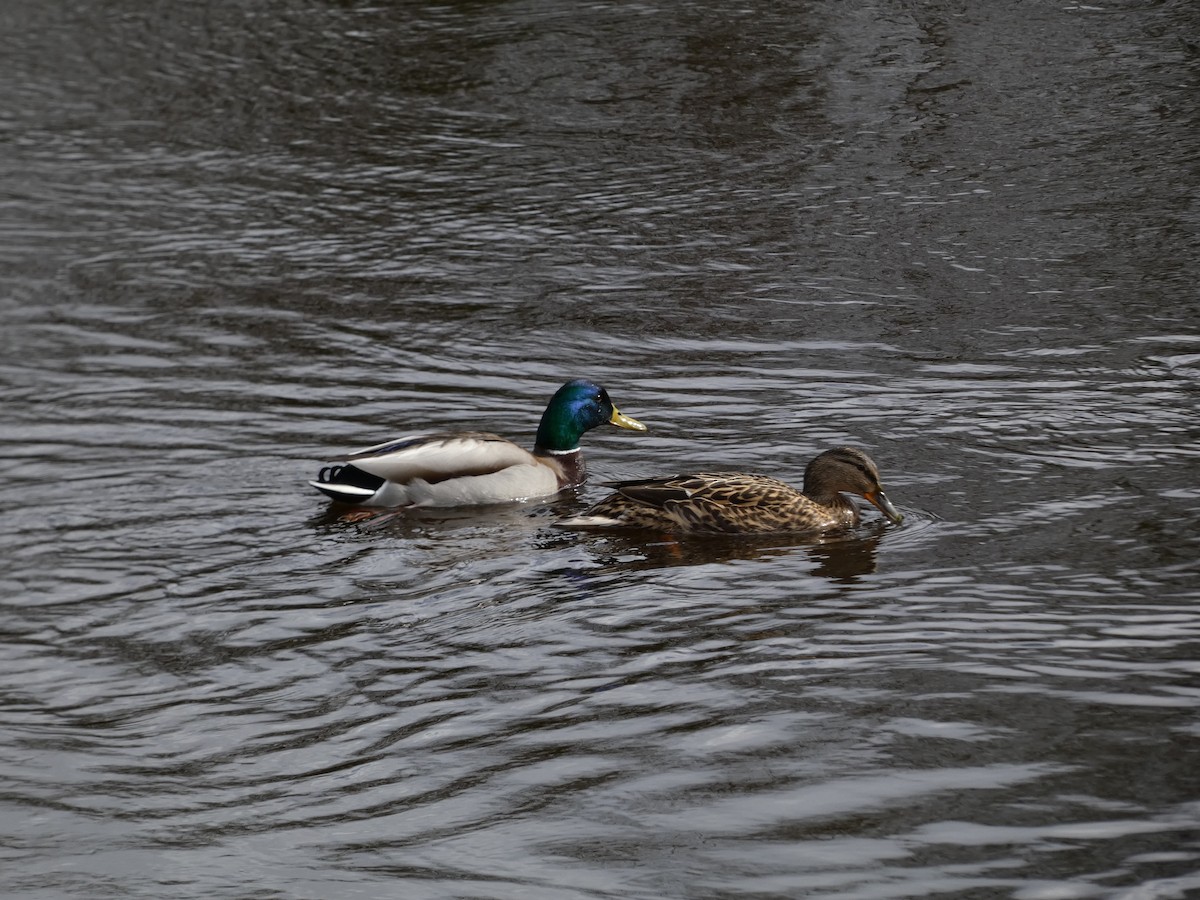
[804,488,860,525]
[535,409,585,453]
[535,447,586,488]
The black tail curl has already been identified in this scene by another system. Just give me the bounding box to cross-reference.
[312,463,385,503]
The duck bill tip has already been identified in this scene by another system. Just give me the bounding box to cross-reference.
[866,490,904,525]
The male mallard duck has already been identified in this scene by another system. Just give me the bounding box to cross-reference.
[558,446,903,535]
[309,378,646,507]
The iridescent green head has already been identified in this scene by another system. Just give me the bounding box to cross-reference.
[534,379,646,453]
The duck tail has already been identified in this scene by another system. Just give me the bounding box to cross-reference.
[309,463,385,504]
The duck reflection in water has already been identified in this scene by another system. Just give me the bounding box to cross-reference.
[558,525,893,582]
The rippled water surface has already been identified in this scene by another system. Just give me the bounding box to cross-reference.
[3,1,1199,898]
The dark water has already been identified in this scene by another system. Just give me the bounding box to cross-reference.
[3,1,1199,897]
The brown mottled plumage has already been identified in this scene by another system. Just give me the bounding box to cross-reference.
[558,447,903,535]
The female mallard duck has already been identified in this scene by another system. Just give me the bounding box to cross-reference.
[309,378,646,507]
[558,446,903,535]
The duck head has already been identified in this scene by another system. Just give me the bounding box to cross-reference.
[534,378,647,452]
[803,446,904,524]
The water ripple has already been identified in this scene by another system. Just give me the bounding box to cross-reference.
[3,0,1199,897]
